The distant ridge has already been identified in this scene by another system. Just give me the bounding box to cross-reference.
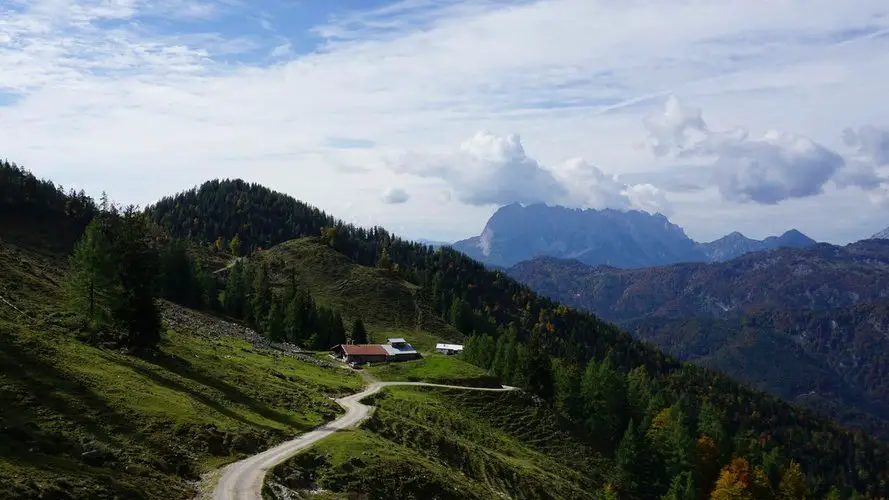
[452,203,816,268]
[872,226,889,240]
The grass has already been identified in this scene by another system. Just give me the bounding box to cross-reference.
[0,239,363,499]
[366,354,501,388]
[267,386,608,500]
[262,238,463,351]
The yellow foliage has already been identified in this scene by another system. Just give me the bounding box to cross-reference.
[711,458,754,500]
[778,461,808,500]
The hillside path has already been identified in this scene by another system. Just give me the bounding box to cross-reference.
[211,380,517,500]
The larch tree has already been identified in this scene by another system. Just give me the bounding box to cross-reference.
[65,217,115,327]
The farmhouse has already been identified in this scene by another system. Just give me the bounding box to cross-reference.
[331,338,421,364]
[435,343,464,355]
[331,344,388,364]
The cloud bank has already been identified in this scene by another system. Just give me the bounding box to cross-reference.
[390,130,671,214]
[644,96,888,205]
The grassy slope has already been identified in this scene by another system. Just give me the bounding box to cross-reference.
[365,354,501,388]
[262,238,463,352]
[267,386,607,500]
[0,239,362,499]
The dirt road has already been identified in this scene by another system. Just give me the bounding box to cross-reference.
[211,381,516,500]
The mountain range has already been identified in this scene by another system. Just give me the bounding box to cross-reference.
[508,239,889,438]
[451,203,816,268]
[509,239,889,322]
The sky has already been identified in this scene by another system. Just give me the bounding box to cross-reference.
[1,0,889,245]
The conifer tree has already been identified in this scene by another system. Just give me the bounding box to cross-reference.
[331,311,347,346]
[615,420,642,494]
[265,298,285,341]
[662,472,695,500]
[522,330,553,400]
[351,318,368,344]
[229,234,241,256]
[778,461,808,500]
[552,358,582,419]
[251,264,272,328]
[108,206,162,350]
[66,217,115,327]
[582,354,628,448]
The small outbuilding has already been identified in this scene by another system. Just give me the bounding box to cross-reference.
[331,344,388,364]
[435,343,464,355]
[383,338,421,361]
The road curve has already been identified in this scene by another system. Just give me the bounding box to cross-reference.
[211,381,517,500]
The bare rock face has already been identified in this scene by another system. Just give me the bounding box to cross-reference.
[452,203,815,269]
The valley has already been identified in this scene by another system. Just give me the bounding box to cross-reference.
[2,163,889,499]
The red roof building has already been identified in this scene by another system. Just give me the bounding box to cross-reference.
[332,344,388,363]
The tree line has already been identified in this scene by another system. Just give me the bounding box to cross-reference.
[219,258,366,349]
[462,333,847,499]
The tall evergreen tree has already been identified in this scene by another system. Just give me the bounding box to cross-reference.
[330,311,347,347]
[351,318,368,344]
[65,217,115,326]
[551,358,582,420]
[522,331,554,401]
[250,263,272,329]
[662,472,695,500]
[265,298,285,341]
[582,354,629,448]
[108,206,162,350]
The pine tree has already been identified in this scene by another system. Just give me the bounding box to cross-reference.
[615,420,642,494]
[662,472,695,500]
[646,403,694,483]
[251,264,272,329]
[698,399,730,461]
[351,318,368,344]
[65,218,115,327]
[330,311,347,346]
[582,354,629,448]
[521,331,553,400]
[378,246,391,270]
[108,206,162,350]
[626,365,652,425]
[223,262,247,318]
[551,358,582,419]
[265,298,285,341]
[778,461,808,500]
[159,238,199,307]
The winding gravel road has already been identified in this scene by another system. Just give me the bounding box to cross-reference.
[211,381,516,500]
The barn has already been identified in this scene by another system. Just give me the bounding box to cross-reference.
[331,344,388,364]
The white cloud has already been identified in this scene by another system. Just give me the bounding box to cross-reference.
[381,187,410,204]
[1,0,888,243]
[391,131,567,207]
[844,125,889,166]
[623,183,672,215]
[390,131,669,213]
[643,96,887,205]
[644,95,708,157]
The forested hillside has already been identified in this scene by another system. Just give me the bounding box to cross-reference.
[149,179,889,498]
[508,246,889,440]
[625,300,889,439]
[508,244,889,322]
